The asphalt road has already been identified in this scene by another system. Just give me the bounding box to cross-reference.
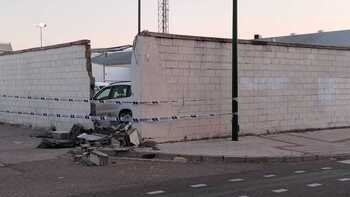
[2,154,350,197]
[72,159,350,197]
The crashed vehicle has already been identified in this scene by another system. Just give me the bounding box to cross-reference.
[94,81,111,92]
[91,81,134,122]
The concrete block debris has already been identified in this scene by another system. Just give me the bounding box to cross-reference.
[52,131,71,140]
[88,150,109,166]
[77,133,111,146]
[128,129,141,147]
[63,122,146,166]
[38,138,76,149]
[37,124,87,149]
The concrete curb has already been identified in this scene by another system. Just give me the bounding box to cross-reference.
[121,151,350,164]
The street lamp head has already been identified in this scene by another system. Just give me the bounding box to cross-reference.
[36,23,47,47]
[37,23,47,28]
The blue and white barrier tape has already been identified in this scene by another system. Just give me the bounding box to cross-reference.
[0,94,234,105]
[1,94,90,103]
[0,110,232,123]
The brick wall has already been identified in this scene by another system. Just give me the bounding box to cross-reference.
[0,40,94,130]
[133,32,350,142]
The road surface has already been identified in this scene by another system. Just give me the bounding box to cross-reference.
[72,159,350,197]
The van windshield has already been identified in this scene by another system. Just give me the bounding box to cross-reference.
[94,85,131,100]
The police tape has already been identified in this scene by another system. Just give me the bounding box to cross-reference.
[0,94,91,103]
[0,94,234,105]
[0,109,233,123]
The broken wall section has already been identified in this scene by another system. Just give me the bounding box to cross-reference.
[0,40,94,130]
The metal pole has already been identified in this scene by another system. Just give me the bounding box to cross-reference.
[40,28,43,47]
[232,0,239,141]
[103,53,107,82]
[138,0,141,34]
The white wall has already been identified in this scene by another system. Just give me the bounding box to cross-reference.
[238,42,350,134]
[133,32,350,142]
[0,40,93,130]
[132,33,232,142]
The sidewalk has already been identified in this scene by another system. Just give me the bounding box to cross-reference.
[135,128,350,162]
[0,124,68,165]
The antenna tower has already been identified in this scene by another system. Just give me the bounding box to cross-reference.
[158,0,169,33]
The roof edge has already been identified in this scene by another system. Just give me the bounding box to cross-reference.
[139,31,350,51]
[240,39,350,51]
[262,29,350,40]
[0,40,90,57]
[139,31,232,43]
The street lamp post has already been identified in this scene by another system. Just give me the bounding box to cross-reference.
[232,0,239,141]
[36,23,47,47]
[138,0,141,34]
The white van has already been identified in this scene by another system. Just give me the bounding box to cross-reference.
[92,81,133,122]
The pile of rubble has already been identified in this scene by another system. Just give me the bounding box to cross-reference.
[37,123,155,166]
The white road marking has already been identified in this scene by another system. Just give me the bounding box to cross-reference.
[321,167,333,170]
[338,178,350,182]
[338,160,350,165]
[307,183,323,187]
[190,184,208,188]
[272,189,288,193]
[264,174,276,178]
[146,190,165,195]
[228,178,245,182]
[294,170,306,174]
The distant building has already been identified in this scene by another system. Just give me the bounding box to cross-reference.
[0,43,12,53]
[91,45,133,82]
[256,29,350,47]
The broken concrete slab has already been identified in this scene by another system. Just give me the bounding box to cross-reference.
[77,133,106,141]
[51,131,71,140]
[88,150,109,166]
[37,138,76,149]
[128,129,141,147]
[77,133,111,146]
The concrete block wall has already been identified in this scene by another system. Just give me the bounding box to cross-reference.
[133,32,350,142]
[239,41,350,134]
[0,40,94,130]
[132,32,232,142]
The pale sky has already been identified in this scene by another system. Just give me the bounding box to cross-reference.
[1,0,350,50]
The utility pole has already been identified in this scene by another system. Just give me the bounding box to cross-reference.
[232,0,239,141]
[138,0,141,34]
